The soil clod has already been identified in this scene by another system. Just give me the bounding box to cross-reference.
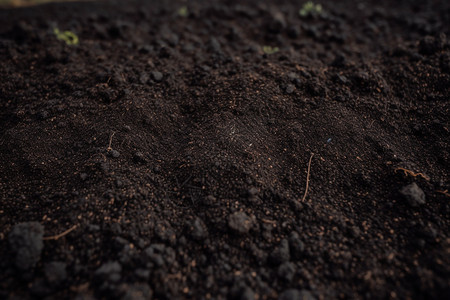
[400,182,426,207]
[8,222,44,270]
[228,212,253,234]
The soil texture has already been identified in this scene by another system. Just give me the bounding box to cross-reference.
[0,0,449,299]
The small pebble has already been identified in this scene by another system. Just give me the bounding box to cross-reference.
[110,149,120,158]
[400,182,426,207]
[285,84,295,94]
[8,222,44,270]
[188,217,208,241]
[151,71,163,82]
[228,212,252,234]
[240,287,256,300]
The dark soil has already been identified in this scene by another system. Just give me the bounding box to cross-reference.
[1,0,449,299]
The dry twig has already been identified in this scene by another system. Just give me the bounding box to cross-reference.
[301,153,314,202]
[43,225,78,241]
[394,167,430,181]
[107,131,116,151]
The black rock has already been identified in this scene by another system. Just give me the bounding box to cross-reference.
[44,261,67,285]
[151,71,163,82]
[228,212,252,234]
[8,222,44,270]
[110,150,120,158]
[400,182,426,207]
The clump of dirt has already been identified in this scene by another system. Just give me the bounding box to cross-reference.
[0,0,449,299]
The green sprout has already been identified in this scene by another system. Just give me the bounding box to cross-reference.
[262,46,279,55]
[53,28,79,45]
[299,1,323,17]
[177,6,189,17]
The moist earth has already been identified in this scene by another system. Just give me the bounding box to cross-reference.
[0,0,449,299]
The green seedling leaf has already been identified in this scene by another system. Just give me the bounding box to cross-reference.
[53,28,79,45]
[263,46,279,55]
[177,6,189,17]
[299,1,323,17]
